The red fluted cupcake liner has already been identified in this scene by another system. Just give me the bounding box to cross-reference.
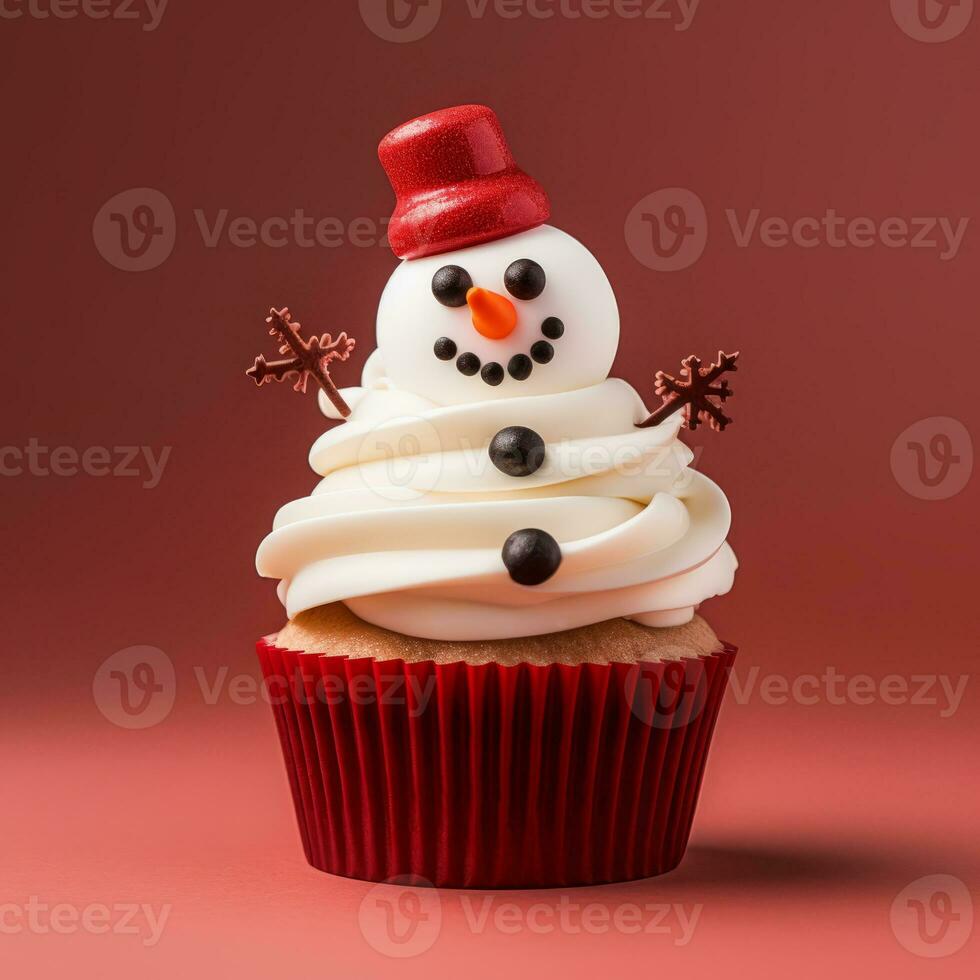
[257,637,736,888]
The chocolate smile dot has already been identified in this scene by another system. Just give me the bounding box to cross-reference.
[456,352,481,376]
[508,353,533,381]
[530,340,554,364]
[489,426,545,477]
[481,362,504,386]
[502,528,562,585]
[434,336,457,360]
[541,317,564,339]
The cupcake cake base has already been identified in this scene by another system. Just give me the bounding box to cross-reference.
[258,605,736,888]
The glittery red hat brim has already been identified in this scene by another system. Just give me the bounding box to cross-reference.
[387,171,551,260]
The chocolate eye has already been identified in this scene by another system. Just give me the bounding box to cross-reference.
[432,265,473,307]
[504,259,546,301]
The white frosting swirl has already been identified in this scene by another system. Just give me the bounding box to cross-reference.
[256,377,737,640]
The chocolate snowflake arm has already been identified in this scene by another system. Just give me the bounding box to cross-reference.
[654,372,685,397]
[309,332,356,365]
[247,354,305,386]
[638,350,740,431]
[701,351,739,387]
[695,396,731,432]
[246,307,356,417]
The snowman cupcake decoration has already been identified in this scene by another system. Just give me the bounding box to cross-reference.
[248,104,739,640]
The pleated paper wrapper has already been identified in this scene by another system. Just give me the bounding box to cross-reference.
[257,636,736,888]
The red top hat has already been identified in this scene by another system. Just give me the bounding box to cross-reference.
[379,105,551,260]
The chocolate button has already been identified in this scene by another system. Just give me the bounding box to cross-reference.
[489,426,545,477]
[502,528,562,585]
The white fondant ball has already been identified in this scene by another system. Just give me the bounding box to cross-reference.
[375,225,620,405]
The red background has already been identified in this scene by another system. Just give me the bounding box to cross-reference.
[2,1,977,977]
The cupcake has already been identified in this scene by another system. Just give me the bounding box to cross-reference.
[250,105,739,888]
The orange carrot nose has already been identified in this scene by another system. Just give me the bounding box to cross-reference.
[467,287,517,339]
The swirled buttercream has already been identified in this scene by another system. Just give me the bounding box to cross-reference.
[257,377,736,640]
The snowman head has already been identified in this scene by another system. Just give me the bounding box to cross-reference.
[376,105,618,405]
[377,224,619,404]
